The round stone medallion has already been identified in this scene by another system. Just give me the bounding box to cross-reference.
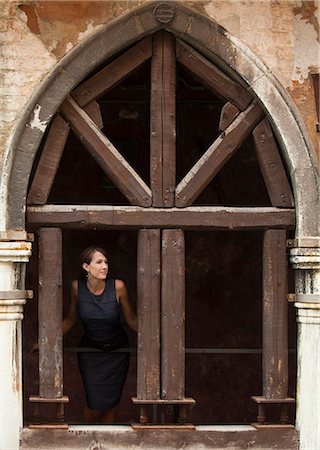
[153,3,175,24]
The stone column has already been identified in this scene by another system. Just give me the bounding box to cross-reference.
[291,240,320,450]
[0,239,32,450]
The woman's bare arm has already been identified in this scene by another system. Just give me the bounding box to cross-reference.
[62,279,78,335]
[116,279,138,332]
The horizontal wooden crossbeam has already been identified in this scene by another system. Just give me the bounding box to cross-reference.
[27,205,295,230]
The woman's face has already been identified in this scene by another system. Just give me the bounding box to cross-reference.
[83,251,109,280]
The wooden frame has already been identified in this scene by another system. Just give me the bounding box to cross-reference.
[176,102,264,207]
[161,229,185,400]
[151,31,176,207]
[176,39,252,111]
[72,36,152,107]
[60,96,152,207]
[137,229,161,400]
[27,31,296,424]
[253,119,294,207]
[27,114,69,205]
[27,205,295,230]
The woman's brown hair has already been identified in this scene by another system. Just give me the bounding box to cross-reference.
[79,246,108,277]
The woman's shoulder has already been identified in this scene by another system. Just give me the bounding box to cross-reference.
[114,278,125,289]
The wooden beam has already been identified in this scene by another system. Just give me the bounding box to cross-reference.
[27,205,295,230]
[137,229,161,400]
[175,102,265,207]
[72,36,152,107]
[27,114,69,205]
[176,39,252,111]
[38,228,63,399]
[161,229,185,400]
[219,102,240,131]
[59,96,152,207]
[253,119,294,207]
[150,32,176,207]
[83,100,103,129]
[262,229,288,399]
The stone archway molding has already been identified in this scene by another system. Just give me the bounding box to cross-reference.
[2,0,319,236]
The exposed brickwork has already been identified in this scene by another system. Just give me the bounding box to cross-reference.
[0,1,55,164]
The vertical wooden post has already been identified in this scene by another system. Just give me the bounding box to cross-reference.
[150,31,176,207]
[262,229,288,399]
[38,228,63,399]
[137,229,161,400]
[161,229,185,400]
[252,229,294,424]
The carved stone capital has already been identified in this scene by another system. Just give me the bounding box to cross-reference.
[0,241,32,262]
[290,245,320,270]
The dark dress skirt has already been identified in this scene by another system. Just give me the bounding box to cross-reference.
[77,278,129,411]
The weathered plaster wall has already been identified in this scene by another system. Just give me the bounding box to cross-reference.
[0,0,319,186]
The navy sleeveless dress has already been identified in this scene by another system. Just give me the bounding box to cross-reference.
[77,277,129,411]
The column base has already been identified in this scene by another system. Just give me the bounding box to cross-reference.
[132,397,196,424]
[251,396,295,425]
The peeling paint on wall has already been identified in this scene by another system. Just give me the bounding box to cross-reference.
[29,104,49,133]
[292,3,320,83]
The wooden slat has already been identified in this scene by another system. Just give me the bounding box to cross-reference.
[27,114,69,205]
[161,229,185,400]
[150,32,176,207]
[253,119,294,207]
[219,102,240,131]
[150,32,163,206]
[176,102,265,207]
[162,32,176,207]
[137,229,161,400]
[72,36,152,107]
[84,100,103,129]
[60,96,152,207]
[263,229,288,399]
[38,228,63,399]
[176,39,252,111]
[27,205,295,230]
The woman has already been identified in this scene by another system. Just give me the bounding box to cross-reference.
[63,245,137,423]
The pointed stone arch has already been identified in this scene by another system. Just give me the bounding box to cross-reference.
[2,1,319,236]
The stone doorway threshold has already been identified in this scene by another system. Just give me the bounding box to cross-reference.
[20,424,297,449]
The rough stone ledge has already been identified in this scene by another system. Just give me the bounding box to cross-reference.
[20,424,298,450]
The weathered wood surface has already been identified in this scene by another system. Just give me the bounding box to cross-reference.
[137,229,161,400]
[60,96,152,207]
[72,36,152,107]
[176,39,252,111]
[150,31,176,207]
[253,119,294,207]
[83,100,104,129]
[175,102,265,207]
[38,228,63,399]
[27,114,69,205]
[262,229,288,399]
[219,102,240,131]
[161,229,185,400]
[27,205,295,229]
